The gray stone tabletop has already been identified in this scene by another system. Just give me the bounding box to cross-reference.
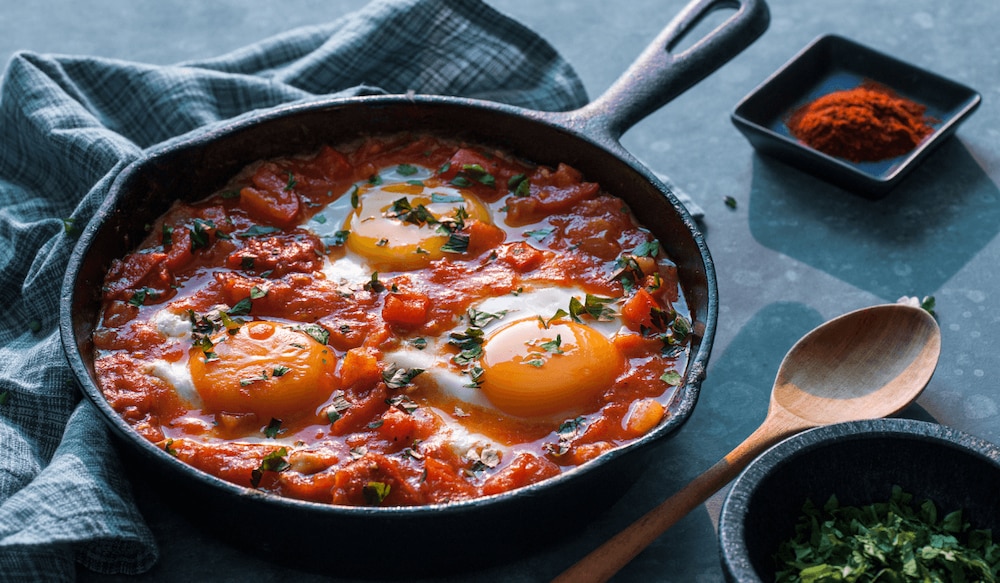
[3,0,998,581]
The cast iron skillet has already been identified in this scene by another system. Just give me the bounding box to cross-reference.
[61,0,767,575]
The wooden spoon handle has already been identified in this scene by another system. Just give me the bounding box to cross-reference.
[551,456,738,583]
[552,418,802,583]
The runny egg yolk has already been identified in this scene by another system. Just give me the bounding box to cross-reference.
[345,178,492,271]
[188,320,337,420]
[478,318,625,418]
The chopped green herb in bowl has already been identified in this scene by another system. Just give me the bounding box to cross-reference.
[718,419,1000,583]
[775,485,1000,583]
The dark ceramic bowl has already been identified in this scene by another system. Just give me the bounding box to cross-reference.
[732,34,981,198]
[719,418,1000,582]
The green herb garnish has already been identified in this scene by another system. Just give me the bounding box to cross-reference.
[189,218,215,250]
[326,390,351,423]
[250,448,290,488]
[508,173,530,197]
[349,185,360,209]
[238,225,281,239]
[227,297,252,317]
[431,193,465,204]
[382,365,424,390]
[263,418,282,438]
[440,232,469,254]
[775,486,1000,583]
[397,163,418,176]
[568,294,617,323]
[297,323,329,345]
[631,240,659,258]
[363,481,391,506]
[659,371,682,386]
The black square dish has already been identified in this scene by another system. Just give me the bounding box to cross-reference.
[732,34,981,198]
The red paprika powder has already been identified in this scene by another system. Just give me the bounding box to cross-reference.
[787,82,935,162]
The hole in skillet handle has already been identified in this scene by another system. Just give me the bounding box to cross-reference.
[667,1,742,54]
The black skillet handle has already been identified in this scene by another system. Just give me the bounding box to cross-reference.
[560,0,769,144]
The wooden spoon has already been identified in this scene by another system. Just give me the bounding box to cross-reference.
[553,303,941,583]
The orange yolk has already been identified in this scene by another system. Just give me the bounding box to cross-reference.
[345,179,493,271]
[188,320,337,420]
[479,318,625,418]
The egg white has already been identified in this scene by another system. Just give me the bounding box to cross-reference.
[147,357,202,407]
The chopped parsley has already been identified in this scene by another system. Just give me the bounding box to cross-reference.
[128,287,157,308]
[660,371,682,386]
[327,230,350,247]
[296,323,330,345]
[524,228,553,241]
[540,334,564,354]
[440,232,469,254]
[363,481,391,506]
[396,163,418,176]
[775,486,1000,583]
[459,163,496,187]
[382,364,424,390]
[631,239,660,258]
[263,418,282,438]
[568,294,617,323]
[250,448,290,488]
[385,197,437,226]
[364,272,386,293]
[238,225,281,239]
[466,365,485,388]
[431,193,464,204]
[724,195,737,209]
[544,417,586,457]
[349,185,360,209]
[284,171,296,191]
[62,217,78,235]
[386,394,419,414]
[467,308,507,328]
[508,173,530,197]
[189,218,216,250]
[449,327,485,365]
[326,390,351,423]
[162,224,174,246]
[227,297,253,317]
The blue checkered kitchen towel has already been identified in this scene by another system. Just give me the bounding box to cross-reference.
[0,0,594,578]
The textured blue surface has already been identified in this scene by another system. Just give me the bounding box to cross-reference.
[2,1,998,581]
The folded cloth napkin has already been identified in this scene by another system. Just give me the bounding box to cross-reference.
[0,0,589,578]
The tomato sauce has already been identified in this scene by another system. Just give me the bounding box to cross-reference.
[93,134,692,507]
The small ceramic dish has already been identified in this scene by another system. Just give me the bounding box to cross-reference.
[718,418,1000,582]
[732,34,981,198]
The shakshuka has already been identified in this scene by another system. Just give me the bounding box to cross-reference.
[93,134,692,507]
